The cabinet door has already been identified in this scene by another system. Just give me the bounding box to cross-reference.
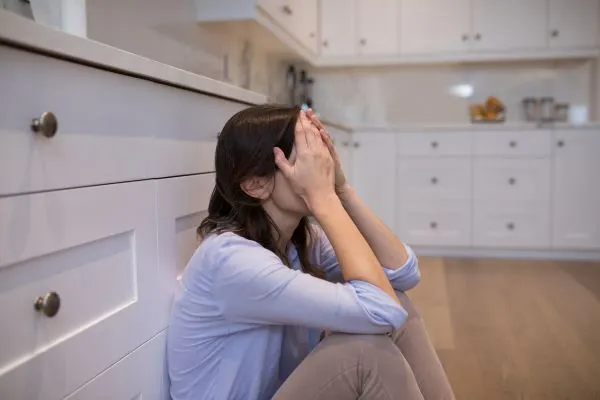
[400,0,471,54]
[64,332,167,400]
[155,174,214,330]
[549,0,600,48]
[290,0,318,52]
[472,0,547,51]
[0,181,161,399]
[552,130,600,249]
[320,0,357,56]
[352,132,396,230]
[357,0,399,55]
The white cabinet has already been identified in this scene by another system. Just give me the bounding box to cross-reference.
[64,332,167,400]
[356,0,399,55]
[156,174,214,328]
[320,0,356,56]
[549,0,600,49]
[552,130,600,249]
[289,0,318,52]
[0,181,163,399]
[352,132,396,229]
[471,0,548,51]
[400,0,471,54]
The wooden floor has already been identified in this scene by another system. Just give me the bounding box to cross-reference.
[410,257,600,400]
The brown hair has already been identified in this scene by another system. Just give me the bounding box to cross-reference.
[197,104,325,279]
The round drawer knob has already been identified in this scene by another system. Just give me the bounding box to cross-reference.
[506,222,515,231]
[509,140,517,148]
[557,140,565,148]
[430,221,438,229]
[431,141,439,149]
[34,291,61,318]
[508,177,516,185]
[431,177,439,185]
[31,112,58,138]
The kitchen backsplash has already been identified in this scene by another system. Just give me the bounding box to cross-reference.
[310,59,597,126]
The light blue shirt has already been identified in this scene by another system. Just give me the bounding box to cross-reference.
[167,226,421,400]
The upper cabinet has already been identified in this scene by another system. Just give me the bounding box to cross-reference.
[288,0,318,53]
[320,0,356,56]
[471,0,548,51]
[548,0,600,49]
[356,0,399,56]
[400,0,471,54]
[195,0,600,67]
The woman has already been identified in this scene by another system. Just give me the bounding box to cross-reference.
[167,105,454,400]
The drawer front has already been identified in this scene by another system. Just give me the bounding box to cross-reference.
[398,158,471,200]
[473,130,551,157]
[155,173,214,329]
[0,45,246,195]
[473,158,551,202]
[0,181,164,399]
[473,203,551,249]
[64,331,167,400]
[397,201,471,247]
[397,132,472,156]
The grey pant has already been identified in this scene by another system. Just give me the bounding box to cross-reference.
[273,291,455,400]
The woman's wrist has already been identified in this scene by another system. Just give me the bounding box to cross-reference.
[307,192,342,219]
[336,183,354,204]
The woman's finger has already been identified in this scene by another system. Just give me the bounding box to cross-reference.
[319,129,339,161]
[307,109,326,132]
[273,147,293,178]
[299,111,318,148]
[294,112,310,152]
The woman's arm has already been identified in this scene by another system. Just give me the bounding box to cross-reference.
[275,111,400,304]
[208,233,407,334]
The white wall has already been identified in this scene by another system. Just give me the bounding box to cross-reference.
[312,60,596,126]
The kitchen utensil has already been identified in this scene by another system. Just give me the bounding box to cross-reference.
[521,97,539,122]
[540,97,555,122]
[553,103,570,122]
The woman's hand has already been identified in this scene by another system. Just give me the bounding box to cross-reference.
[273,111,336,212]
[306,109,349,197]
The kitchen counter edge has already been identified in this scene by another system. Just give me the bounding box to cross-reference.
[0,10,267,105]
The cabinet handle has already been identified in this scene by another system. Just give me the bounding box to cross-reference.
[322,40,328,47]
[282,5,292,15]
[431,141,439,149]
[508,177,516,185]
[506,222,515,231]
[551,29,559,38]
[462,34,469,41]
[557,140,565,148]
[34,291,61,318]
[353,142,360,148]
[475,33,481,41]
[509,140,517,148]
[31,111,58,138]
[309,32,315,38]
[341,141,349,147]
[359,38,367,46]
[430,221,438,229]
[431,177,438,185]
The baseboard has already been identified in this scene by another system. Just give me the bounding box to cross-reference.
[412,246,600,261]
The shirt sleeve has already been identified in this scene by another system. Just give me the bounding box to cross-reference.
[209,233,407,334]
[313,225,421,292]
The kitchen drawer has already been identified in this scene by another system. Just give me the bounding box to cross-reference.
[397,157,471,200]
[0,181,164,399]
[397,200,471,247]
[156,173,214,329]
[473,158,551,202]
[473,203,551,249]
[64,331,167,400]
[0,45,246,195]
[397,132,472,156]
[473,130,551,157]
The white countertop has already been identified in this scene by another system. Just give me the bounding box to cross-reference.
[0,10,267,105]
[325,121,600,133]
